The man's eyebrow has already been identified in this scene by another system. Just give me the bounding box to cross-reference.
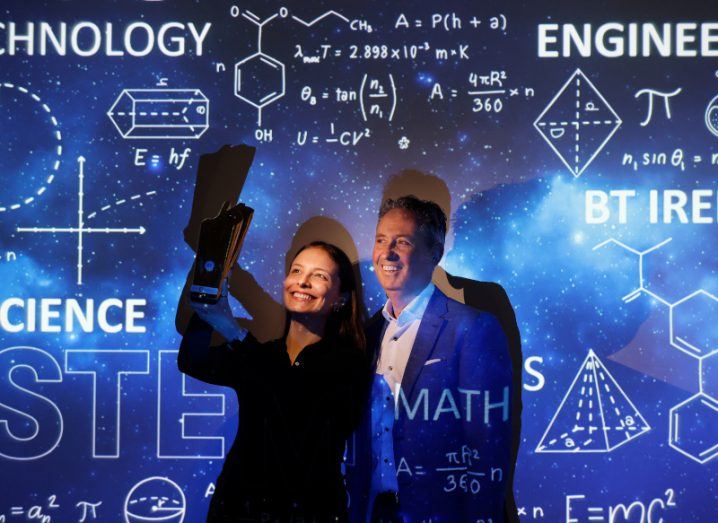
[290,262,304,267]
[375,233,414,239]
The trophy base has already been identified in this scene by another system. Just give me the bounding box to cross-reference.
[190,284,220,304]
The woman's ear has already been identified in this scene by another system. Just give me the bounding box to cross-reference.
[333,292,350,311]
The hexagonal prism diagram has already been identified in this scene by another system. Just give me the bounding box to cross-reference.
[670,290,718,359]
[107,89,209,139]
[234,52,285,125]
[669,393,718,464]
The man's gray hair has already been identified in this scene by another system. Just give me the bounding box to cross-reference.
[378,195,447,262]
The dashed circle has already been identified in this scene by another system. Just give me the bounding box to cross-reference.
[0,82,62,212]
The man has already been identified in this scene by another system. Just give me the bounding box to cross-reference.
[348,196,514,522]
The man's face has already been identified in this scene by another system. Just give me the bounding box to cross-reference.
[373,208,436,295]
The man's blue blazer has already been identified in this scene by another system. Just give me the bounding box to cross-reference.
[347,288,513,522]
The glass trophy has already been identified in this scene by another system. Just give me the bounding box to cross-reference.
[190,201,254,304]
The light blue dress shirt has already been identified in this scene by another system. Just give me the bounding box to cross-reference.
[368,283,435,518]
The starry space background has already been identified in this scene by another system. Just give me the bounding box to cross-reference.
[1,0,717,521]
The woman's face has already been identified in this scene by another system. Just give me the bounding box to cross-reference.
[283,247,342,318]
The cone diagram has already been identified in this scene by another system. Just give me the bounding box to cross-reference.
[536,349,651,453]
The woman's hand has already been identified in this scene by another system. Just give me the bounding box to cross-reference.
[190,279,245,342]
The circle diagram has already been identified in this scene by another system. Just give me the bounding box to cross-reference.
[124,476,187,523]
[0,82,62,213]
[705,94,718,138]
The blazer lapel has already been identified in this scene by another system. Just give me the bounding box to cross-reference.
[400,289,448,401]
[365,309,387,371]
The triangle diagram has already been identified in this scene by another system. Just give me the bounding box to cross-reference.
[536,349,650,453]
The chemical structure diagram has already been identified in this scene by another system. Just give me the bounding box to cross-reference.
[593,237,718,464]
[233,8,354,127]
[16,157,146,285]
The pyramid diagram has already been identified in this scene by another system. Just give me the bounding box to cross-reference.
[536,350,650,453]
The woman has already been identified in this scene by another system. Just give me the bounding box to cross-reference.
[178,241,369,522]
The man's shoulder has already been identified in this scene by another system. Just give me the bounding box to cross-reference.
[364,308,387,356]
[435,288,503,332]
[366,307,385,327]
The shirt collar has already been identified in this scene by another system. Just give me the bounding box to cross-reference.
[381,282,435,326]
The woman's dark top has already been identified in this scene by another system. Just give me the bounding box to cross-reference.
[177,313,369,522]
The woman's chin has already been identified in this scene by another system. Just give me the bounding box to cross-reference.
[285,304,331,320]
[287,306,318,315]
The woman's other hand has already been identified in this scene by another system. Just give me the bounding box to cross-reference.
[190,279,245,342]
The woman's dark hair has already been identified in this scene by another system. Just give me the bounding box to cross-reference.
[291,241,366,351]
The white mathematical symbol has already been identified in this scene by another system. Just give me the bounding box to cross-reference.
[17,156,146,285]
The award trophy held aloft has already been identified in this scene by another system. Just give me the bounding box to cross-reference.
[190,201,254,304]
